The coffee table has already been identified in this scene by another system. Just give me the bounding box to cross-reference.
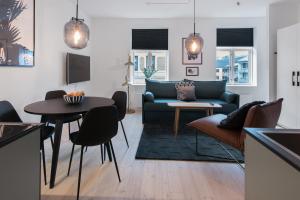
[167,102,222,136]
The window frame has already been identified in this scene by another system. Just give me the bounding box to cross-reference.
[216,46,255,86]
[130,50,169,85]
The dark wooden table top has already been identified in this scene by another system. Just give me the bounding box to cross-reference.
[24,96,114,116]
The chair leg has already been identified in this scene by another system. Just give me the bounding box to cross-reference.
[120,121,129,148]
[100,144,104,164]
[41,143,47,185]
[50,136,54,150]
[217,142,245,170]
[68,122,71,135]
[77,146,84,200]
[109,141,121,182]
[103,145,106,161]
[105,142,112,162]
[85,146,88,152]
[67,144,75,176]
[77,119,80,129]
[195,130,198,154]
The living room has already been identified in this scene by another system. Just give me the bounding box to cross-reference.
[0,0,299,200]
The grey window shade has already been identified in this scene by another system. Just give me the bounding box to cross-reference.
[132,29,168,50]
[217,28,253,47]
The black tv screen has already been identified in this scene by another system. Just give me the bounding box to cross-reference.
[66,53,90,84]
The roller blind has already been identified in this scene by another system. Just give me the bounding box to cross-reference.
[132,29,168,50]
[217,28,254,47]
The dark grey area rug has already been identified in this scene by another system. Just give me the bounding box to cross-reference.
[135,124,244,163]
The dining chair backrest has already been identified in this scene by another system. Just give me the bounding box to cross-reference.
[45,90,67,100]
[0,101,22,123]
[76,106,118,146]
[41,90,67,123]
[112,91,127,120]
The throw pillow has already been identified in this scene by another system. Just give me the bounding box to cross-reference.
[218,101,265,130]
[144,91,155,103]
[175,80,196,101]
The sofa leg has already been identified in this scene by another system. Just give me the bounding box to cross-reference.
[195,130,198,154]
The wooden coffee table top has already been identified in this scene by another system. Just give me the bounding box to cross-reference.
[167,102,222,109]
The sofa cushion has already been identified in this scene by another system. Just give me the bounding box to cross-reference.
[194,80,226,99]
[218,101,265,130]
[145,79,177,98]
[175,80,196,101]
[144,98,237,114]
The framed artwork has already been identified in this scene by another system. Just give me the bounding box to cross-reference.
[0,0,35,67]
[182,38,203,65]
[186,67,199,76]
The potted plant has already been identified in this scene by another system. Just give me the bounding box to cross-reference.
[143,66,157,79]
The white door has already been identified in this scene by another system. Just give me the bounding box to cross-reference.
[297,24,300,128]
[277,24,298,128]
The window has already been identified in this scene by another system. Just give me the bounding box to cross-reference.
[131,50,169,84]
[216,47,254,85]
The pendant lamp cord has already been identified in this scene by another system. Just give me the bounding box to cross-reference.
[76,0,79,20]
[193,0,196,36]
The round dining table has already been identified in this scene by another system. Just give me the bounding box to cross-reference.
[24,96,114,188]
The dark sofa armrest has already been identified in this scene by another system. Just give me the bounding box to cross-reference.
[221,91,240,107]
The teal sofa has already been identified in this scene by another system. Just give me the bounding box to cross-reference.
[142,79,239,124]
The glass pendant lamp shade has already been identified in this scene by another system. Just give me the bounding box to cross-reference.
[64,0,89,49]
[185,33,204,57]
[64,19,89,49]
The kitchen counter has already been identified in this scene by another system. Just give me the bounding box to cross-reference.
[244,128,300,200]
[0,123,41,200]
[245,128,300,171]
[0,123,41,148]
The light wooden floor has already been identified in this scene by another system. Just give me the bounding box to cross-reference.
[41,112,244,200]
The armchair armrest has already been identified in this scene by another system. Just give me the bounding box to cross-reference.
[143,91,155,103]
[221,91,240,107]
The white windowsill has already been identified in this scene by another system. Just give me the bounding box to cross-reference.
[129,82,146,86]
[227,84,257,88]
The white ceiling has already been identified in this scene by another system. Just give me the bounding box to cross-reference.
[76,0,284,18]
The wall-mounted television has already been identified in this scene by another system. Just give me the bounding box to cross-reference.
[66,53,90,84]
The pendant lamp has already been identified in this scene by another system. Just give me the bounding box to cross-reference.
[64,0,89,49]
[185,0,204,59]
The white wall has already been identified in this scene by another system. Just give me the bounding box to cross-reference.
[268,1,299,101]
[0,0,92,122]
[298,3,300,21]
[91,17,268,107]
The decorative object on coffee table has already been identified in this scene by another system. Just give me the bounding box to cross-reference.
[0,0,35,66]
[122,54,135,114]
[186,67,199,76]
[168,102,222,136]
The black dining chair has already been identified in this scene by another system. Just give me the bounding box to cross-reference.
[112,91,129,147]
[0,100,54,185]
[67,106,121,200]
[44,90,81,134]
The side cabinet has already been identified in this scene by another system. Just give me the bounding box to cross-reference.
[277,24,299,128]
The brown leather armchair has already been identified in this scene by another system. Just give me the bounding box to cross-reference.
[188,98,283,152]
